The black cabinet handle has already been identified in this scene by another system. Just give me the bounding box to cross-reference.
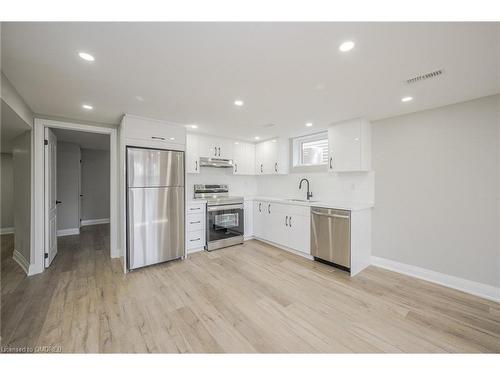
[195,160,198,171]
[329,156,333,169]
[258,203,261,212]
[214,148,217,156]
[56,200,62,204]
[260,164,263,173]
[285,215,288,226]
[275,162,278,172]
[268,204,271,214]
[151,136,165,140]
[190,238,200,242]
[289,216,292,227]
[190,221,201,224]
[218,147,221,156]
[234,163,238,173]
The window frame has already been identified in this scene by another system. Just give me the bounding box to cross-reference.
[292,131,329,168]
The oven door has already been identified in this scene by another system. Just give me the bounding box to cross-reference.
[207,204,244,250]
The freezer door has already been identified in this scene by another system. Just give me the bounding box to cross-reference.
[127,147,184,188]
[127,186,184,269]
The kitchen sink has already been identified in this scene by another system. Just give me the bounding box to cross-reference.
[286,198,318,203]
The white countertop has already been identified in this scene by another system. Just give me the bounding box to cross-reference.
[244,196,374,211]
[187,199,207,204]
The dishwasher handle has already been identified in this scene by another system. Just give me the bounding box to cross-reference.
[311,210,350,219]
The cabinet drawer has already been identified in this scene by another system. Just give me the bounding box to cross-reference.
[186,230,205,249]
[187,213,204,232]
[186,203,205,214]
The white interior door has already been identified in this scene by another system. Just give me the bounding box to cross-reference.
[44,127,58,267]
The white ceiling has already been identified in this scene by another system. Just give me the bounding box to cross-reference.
[1,22,499,141]
[52,128,110,150]
[1,100,32,153]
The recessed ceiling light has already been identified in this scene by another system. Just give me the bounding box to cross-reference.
[189,124,198,129]
[305,122,313,127]
[254,136,260,140]
[234,142,239,145]
[271,140,277,143]
[82,104,93,110]
[339,41,355,52]
[78,52,95,61]
[234,100,244,107]
[169,137,175,141]
[401,96,414,102]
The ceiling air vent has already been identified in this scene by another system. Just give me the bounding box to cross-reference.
[406,69,443,84]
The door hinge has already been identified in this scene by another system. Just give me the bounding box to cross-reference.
[44,253,48,259]
[44,139,48,146]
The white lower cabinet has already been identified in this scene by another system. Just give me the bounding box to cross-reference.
[186,202,206,253]
[244,200,254,238]
[252,200,310,255]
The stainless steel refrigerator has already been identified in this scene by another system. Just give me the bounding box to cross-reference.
[127,147,185,270]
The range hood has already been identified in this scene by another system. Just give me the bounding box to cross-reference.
[199,157,234,168]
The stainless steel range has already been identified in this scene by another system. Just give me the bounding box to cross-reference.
[194,184,244,251]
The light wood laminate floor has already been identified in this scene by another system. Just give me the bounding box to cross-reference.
[1,224,499,353]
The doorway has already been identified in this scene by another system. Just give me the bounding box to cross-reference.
[33,119,118,274]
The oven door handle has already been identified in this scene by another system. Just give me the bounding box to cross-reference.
[207,204,244,212]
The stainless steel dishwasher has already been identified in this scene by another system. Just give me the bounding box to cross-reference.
[311,207,351,271]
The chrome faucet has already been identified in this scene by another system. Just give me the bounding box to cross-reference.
[299,178,313,200]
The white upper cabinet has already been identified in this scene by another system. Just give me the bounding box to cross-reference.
[328,118,371,172]
[121,114,186,150]
[255,138,289,175]
[200,137,233,159]
[186,133,200,174]
[233,142,255,175]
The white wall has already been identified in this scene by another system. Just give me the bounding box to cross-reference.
[1,153,14,230]
[255,171,374,203]
[81,148,110,221]
[56,141,81,231]
[372,95,500,288]
[12,130,32,262]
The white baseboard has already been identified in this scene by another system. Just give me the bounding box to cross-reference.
[81,218,110,226]
[371,256,500,303]
[0,227,14,235]
[13,249,30,275]
[57,228,80,237]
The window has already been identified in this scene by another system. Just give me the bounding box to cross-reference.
[292,132,329,167]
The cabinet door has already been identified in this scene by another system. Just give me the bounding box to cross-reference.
[197,135,214,158]
[233,142,244,174]
[244,143,256,175]
[186,133,200,174]
[218,138,233,159]
[328,119,371,172]
[286,214,310,254]
[244,200,253,237]
[122,115,185,146]
[267,141,279,174]
[253,201,264,237]
[255,142,266,174]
